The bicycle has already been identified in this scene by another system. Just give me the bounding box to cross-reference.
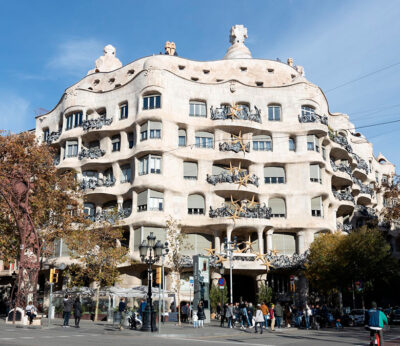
[367,326,382,346]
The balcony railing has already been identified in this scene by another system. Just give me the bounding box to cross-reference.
[206,171,259,187]
[209,201,271,219]
[88,208,131,222]
[337,222,353,233]
[80,177,116,190]
[330,159,352,176]
[82,115,113,131]
[53,155,60,166]
[210,105,262,123]
[46,131,61,144]
[352,153,369,174]
[329,132,353,153]
[352,177,374,196]
[219,141,250,153]
[332,188,355,203]
[355,205,377,219]
[78,147,106,160]
[298,113,328,125]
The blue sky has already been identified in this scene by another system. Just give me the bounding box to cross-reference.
[0,0,399,168]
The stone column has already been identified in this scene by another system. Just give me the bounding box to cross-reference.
[256,273,267,288]
[120,131,128,154]
[112,162,120,183]
[214,231,221,254]
[297,231,305,254]
[226,224,233,243]
[266,229,274,252]
[128,224,135,257]
[257,226,264,254]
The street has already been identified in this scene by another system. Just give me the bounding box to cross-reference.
[1,320,400,346]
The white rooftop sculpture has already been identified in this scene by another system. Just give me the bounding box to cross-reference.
[87,44,122,75]
[224,25,252,59]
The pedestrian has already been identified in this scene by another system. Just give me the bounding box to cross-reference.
[239,300,250,329]
[254,304,264,334]
[305,304,312,329]
[192,311,198,328]
[73,297,82,328]
[216,302,222,320]
[260,301,269,329]
[25,301,37,325]
[233,302,240,325]
[270,303,276,331]
[181,303,188,323]
[118,297,127,330]
[139,299,147,321]
[220,303,226,327]
[247,302,254,327]
[197,301,205,328]
[62,294,73,327]
[285,304,292,327]
[226,303,234,328]
[275,302,283,329]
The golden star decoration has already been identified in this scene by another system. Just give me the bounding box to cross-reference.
[270,248,280,256]
[242,240,253,252]
[248,195,259,209]
[203,244,215,256]
[228,208,241,222]
[234,243,246,253]
[215,254,228,265]
[231,131,248,153]
[227,103,240,119]
[236,174,250,189]
[261,258,275,272]
[255,251,265,261]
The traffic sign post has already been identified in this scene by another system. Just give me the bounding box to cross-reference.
[218,277,226,290]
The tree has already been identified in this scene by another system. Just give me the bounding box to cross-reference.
[210,284,228,313]
[65,210,129,321]
[256,282,273,305]
[165,216,192,325]
[0,131,84,309]
[382,174,400,222]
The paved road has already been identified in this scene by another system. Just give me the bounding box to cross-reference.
[1,321,400,346]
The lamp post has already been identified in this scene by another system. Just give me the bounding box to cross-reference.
[158,242,169,334]
[139,232,164,332]
[223,236,238,304]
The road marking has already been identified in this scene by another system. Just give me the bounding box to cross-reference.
[41,336,52,338]
[163,337,275,346]
[0,338,16,341]
[20,336,34,339]
[58,335,69,338]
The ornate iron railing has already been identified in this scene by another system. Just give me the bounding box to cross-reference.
[355,205,377,218]
[352,153,369,174]
[330,159,352,176]
[210,105,262,123]
[219,141,250,153]
[209,202,271,219]
[206,171,259,187]
[46,131,61,144]
[337,222,353,232]
[80,177,116,190]
[329,132,353,153]
[78,147,106,160]
[298,113,328,125]
[332,188,355,203]
[82,115,113,131]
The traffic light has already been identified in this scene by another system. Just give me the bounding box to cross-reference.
[155,267,161,285]
[49,269,59,284]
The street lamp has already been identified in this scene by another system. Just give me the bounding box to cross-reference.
[139,232,165,332]
[223,236,238,304]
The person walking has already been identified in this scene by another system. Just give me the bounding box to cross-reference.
[260,301,269,329]
[247,302,254,327]
[304,304,312,330]
[226,303,233,328]
[139,299,147,321]
[220,303,226,327]
[239,301,250,329]
[73,297,82,328]
[216,302,222,320]
[181,303,188,323]
[118,297,127,330]
[275,302,283,329]
[254,304,264,334]
[197,301,205,328]
[25,301,37,325]
[62,294,73,327]
[270,304,276,331]
[285,304,292,327]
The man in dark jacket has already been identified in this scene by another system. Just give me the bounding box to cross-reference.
[73,297,82,328]
[368,301,388,345]
[118,298,127,330]
[274,302,283,329]
[63,294,73,327]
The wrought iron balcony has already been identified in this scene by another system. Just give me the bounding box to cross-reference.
[332,188,355,203]
[210,105,262,123]
[352,153,369,174]
[330,159,352,176]
[329,132,353,153]
[355,205,377,219]
[352,177,374,196]
[209,201,272,219]
[298,113,328,125]
[53,155,60,166]
[219,141,250,153]
[46,131,61,144]
[206,171,259,187]
[337,222,353,233]
[78,147,106,160]
[82,115,113,131]
[90,208,131,223]
[80,177,116,190]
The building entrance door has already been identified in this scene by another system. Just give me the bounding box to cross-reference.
[231,274,256,303]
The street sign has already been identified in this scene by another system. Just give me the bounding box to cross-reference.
[218,277,226,287]
[189,276,194,288]
[290,275,295,282]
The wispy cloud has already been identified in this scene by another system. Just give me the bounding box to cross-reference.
[0,91,32,133]
[47,38,104,76]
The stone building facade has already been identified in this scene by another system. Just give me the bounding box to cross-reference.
[6,25,394,303]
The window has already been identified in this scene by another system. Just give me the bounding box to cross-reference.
[382,175,388,184]
[178,129,187,147]
[82,170,98,178]
[307,135,319,152]
[212,164,229,175]
[140,121,162,141]
[88,140,100,149]
[139,155,161,175]
[322,145,326,160]
[103,168,114,182]
[128,132,135,148]
[84,202,95,218]
[268,105,281,121]
[66,111,83,130]
[112,135,121,152]
[150,129,161,139]
[188,194,205,214]
[183,162,198,180]
[301,105,315,118]
[253,135,272,151]
[66,140,78,158]
[189,101,207,117]
[143,94,161,110]
[269,198,286,217]
[195,131,214,148]
[120,103,128,119]
[264,166,285,184]
[120,164,131,183]
[43,128,49,142]
[311,196,323,217]
[272,233,296,256]
[289,137,296,151]
[310,164,321,183]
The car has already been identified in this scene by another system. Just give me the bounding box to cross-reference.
[349,309,366,326]
[391,308,400,324]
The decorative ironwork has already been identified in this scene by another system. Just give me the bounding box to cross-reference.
[352,177,373,196]
[329,132,353,153]
[330,159,352,176]
[53,155,60,166]
[79,177,116,190]
[78,147,106,160]
[210,104,261,123]
[352,153,369,174]
[355,205,377,218]
[219,141,250,153]
[89,208,131,223]
[337,222,353,233]
[46,131,61,144]
[82,115,113,131]
[332,187,355,203]
[298,113,328,125]
[206,171,259,187]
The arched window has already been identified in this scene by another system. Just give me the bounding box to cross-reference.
[82,170,98,178]
[301,105,315,118]
[253,135,272,151]
[188,194,205,214]
[65,140,78,158]
[65,111,83,130]
[120,164,131,183]
[195,131,214,148]
[272,233,296,255]
[119,102,128,119]
[189,101,207,117]
[137,189,164,212]
[143,92,161,110]
[311,196,323,217]
[264,167,285,184]
[268,104,281,121]
[178,129,187,147]
[268,198,286,217]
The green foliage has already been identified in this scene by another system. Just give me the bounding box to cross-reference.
[210,284,228,313]
[256,282,273,304]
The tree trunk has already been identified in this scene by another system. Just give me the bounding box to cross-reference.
[94,285,100,322]
[177,277,181,326]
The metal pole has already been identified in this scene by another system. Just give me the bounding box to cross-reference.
[158,262,161,334]
[48,283,53,327]
[229,244,233,304]
[162,256,165,324]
